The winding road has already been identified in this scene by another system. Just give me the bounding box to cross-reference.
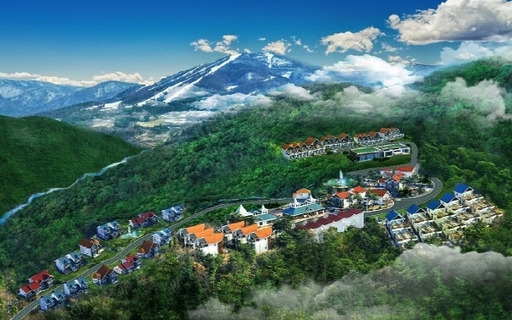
[12,141,440,319]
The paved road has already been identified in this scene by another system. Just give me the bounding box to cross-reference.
[12,142,423,319]
[11,198,292,320]
[365,177,443,217]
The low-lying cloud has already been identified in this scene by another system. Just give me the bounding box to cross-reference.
[192,93,272,110]
[440,77,510,122]
[190,244,512,319]
[268,84,316,101]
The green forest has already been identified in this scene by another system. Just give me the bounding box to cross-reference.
[2,57,512,319]
[0,116,141,215]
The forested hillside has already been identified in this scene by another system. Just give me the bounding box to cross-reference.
[2,58,512,319]
[0,116,141,215]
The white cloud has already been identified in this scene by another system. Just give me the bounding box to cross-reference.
[321,27,383,54]
[191,35,239,56]
[92,71,144,83]
[0,71,152,87]
[190,39,213,53]
[291,36,302,46]
[269,84,316,101]
[307,54,422,94]
[389,0,512,45]
[388,55,413,66]
[258,37,266,41]
[303,45,314,53]
[382,43,398,53]
[440,77,510,122]
[262,40,290,55]
[438,42,512,65]
[193,93,272,110]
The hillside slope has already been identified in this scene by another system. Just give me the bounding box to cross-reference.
[0,115,141,215]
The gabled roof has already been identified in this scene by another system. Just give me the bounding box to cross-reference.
[238,224,259,235]
[352,186,366,194]
[396,166,415,173]
[185,223,206,234]
[140,211,157,220]
[454,183,473,194]
[335,191,352,199]
[20,282,40,294]
[283,203,324,216]
[253,227,273,239]
[440,193,457,204]
[30,270,53,283]
[193,228,215,239]
[79,238,100,248]
[406,204,423,215]
[379,127,391,134]
[254,213,277,222]
[203,233,224,245]
[386,210,403,222]
[138,240,158,255]
[339,133,350,139]
[392,172,404,182]
[305,137,319,145]
[426,199,443,210]
[369,131,378,137]
[93,265,113,280]
[369,189,388,197]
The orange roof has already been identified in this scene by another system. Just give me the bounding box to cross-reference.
[392,172,404,182]
[381,167,392,172]
[203,233,224,244]
[352,186,366,194]
[254,227,273,239]
[79,238,99,248]
[396,166,415,172]
[226,221,245,232]
[339,133,348,139]
[239,224,259,235]
[369,131,378,137]
[93,265,113,279]
[379,127,390,133]
[305,137,318,145]
[193,228,215,239]
[321,134,334,141]
[336,191,352,199]
[282,143,290,149]
[369,189,388,197]
[294,188,311,195]
[186,223,206,234]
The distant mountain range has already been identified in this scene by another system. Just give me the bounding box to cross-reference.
[0,80,140,116]
[0,52,441,146]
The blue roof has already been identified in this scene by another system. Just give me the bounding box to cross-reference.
[426,200,442,210]
[386,210,402,221]
[440,193,457,203]
[454,183,472,194]
[406,204,421,215]
[255,213,277,222]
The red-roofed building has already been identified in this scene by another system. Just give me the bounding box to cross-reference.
[395,165,418,177]
[92,265,117,285]
[330,191,353,209]
[114,254,141,274]
[368,189,391,205]
[79,238,103,258]
[19,270,54,298]
[138,240,159,258]
[351,186,367,199]
[295,209,364,242]
[129,211,158,228]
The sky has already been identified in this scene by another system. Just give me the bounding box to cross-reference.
[1,0,512,86]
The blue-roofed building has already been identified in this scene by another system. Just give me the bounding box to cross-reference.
[426,200,445,218]
[386,210,405,230]
[54,251,84,274]
[254,213,277,227]
[63,277,88,296]
[153,228,172,245]
[453,183,474,198]
[97,220,121,240]
[162,205,184,222]
[406,204,429,224]
[440,193,459,208]
[40,290,66,311]
[406,204,424,216]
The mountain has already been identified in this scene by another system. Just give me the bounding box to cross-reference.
[120,52,319,105]
[41,52,320,146]
[0,79,140,116]
[0,115,141,216]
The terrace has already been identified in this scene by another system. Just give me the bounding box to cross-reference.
[416,222,441,241]
[457,213,479,226]
[480,209,504,224]
[392,228,419,246]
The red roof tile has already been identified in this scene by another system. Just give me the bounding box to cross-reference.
[352,186,366,194]
[203,233,224,244]
[254,227,273,239]
[185,223,206,234]
[335,191,352,199]
[226,221,245,232]
[396,166,415,173]
[239,224,259,235]
[369,189,388,197]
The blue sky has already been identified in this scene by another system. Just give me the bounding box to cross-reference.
[1,0,511,86]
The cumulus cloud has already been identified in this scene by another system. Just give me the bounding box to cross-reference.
[321,27,383,54]
[306,54,422,95]
[191,35,239,56]
[269,84,316,101]
[388,55,414,66]
[258,37,266,41]
[291,36,314,53]
[381,43,398,53]
[262,40,290,55]
[389,0,512,45]
[92,71,145,83]
[192,93,272,110]
[440,77,510,122]
[190,244,512,319]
